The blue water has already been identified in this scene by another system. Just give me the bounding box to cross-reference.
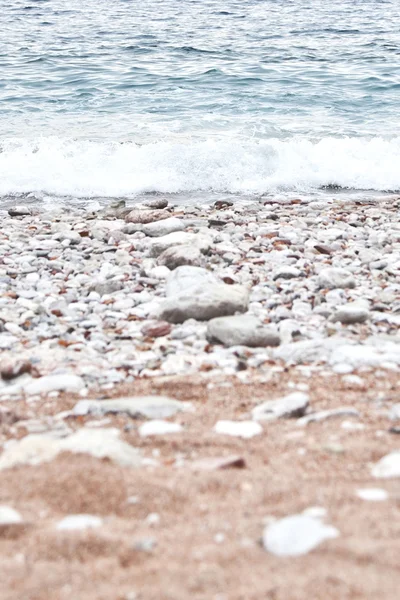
[1,0,400,202]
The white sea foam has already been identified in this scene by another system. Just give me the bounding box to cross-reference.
[1,136,399,199]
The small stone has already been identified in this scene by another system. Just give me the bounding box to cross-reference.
[24,374,85,396]
[0,428,142,470]
[263,514,339,557]
[158,283,249,323]
[356,488,388,501]
[317,268,355,290]
[132,537,157,552]
[157,245,205,269]
[0,506,23,526]
[207,315,280,348]
[143,198,168,209]
[252,392,309,421]
[125,210,169,224]
[147,232,212,258]
[297,407,360,426]
[139,420,183,437]
[388,403,400,421]
[142,217,184,237]
[141,321,172,338]
[8,205,32,217]
[372,451,400,478]
[1,360,32,381]
[214,420,262,439]
[166,266,217,297]
[331,303,369,325]
[190,455,246,471]
[72,396,193,420]
[56,514,103,531]
[273,267,302,280]
[90,280,124,296]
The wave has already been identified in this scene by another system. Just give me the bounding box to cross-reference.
[0,136,399,199]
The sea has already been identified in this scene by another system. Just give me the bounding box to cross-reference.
[1,0,400,207]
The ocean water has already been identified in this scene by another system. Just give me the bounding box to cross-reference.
[1,0,400,205]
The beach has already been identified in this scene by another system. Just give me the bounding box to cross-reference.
[0,196,399,598]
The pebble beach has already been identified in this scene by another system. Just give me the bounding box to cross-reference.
[1,195,400,598]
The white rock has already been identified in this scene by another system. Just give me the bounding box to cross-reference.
[356,488,388,501]
[147,232,212,257]
[166,266,217,297]
[139,420,183,437]
[56,514,103,531]
[0,506,23,525]
[252,392,309,421]
[214,420,263,439]
[263,514,339,556]
[372,451,400,478]
[157,244,205,269]
[317,268,355,290]
[72,396,193,420]
[0,428,142,470]
[24,374,85,395]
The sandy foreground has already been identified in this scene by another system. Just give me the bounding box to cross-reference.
[1,371,400,600]
[0,196,399,598]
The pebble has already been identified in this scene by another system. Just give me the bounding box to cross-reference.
[207,315,280,348]
[56,514,103,531]
[0,428,142,470]
[72,396,193,419]
[331,303,369,325]
[213,420,263,439]
[139,420,183,437]
[356,488,388,501]
[263,513,339,557]
[24,374,85,396]
[317,267,356,289]
[371,451,400,478]
[252,392,309,421]
[158,283,249,323]
[0,506,23,526]
[297,407,360,426]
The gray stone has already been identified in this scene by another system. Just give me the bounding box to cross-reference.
[297,407,360,426]
[142,217,184,237]
[143,198,168,209]
[90,280,124,296]
[8,206,32,217]
[273,267,302,280]
[331,303,369,325]
[388,403,400,421]
[72,396,193,420]
[158,283,249,323]
[207,315,280,348]
[317,268,356,290]
[157,245,205,270]
[252,392,309,421]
